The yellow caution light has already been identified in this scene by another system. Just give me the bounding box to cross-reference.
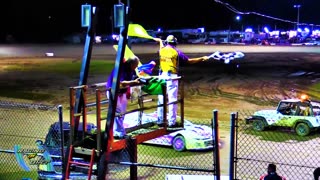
[300,94,309,101]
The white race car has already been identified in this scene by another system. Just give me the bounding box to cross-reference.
[123,112,215,151]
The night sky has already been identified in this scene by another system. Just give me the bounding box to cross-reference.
[1,0,320,43]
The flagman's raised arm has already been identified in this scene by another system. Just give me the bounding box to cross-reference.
[187,56,210,64]
[153,38,164,49]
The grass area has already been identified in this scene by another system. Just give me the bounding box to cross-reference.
[243,127,320,142]
[308,82,320,100]
[2,59,114,76]
[0,89,55,101]
[138,144,204,158]
[0,152,38,180]
[0,58,115,103]
[0,170,38,180]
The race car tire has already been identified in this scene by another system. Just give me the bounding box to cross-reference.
[172,135,186,152]
[295,123,310,136]
[252,119,266,131]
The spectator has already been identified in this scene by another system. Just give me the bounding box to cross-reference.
[259,163,286,180]
[153,35,209,127]
[314,167,320,180]
[303,106,311,116]
[106,57,140,139]
[290,104,299,115]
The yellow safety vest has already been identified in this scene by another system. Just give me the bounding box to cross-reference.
[159,46,179,74]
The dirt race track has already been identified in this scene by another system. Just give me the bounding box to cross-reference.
[2,44,320,107]
[1,43,320,58]
[1,44,320,179]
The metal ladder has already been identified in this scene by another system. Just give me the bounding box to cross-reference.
[65,85,103,180]
[65,145,96,180]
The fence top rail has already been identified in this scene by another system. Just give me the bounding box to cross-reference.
[90,82,108,88]
[142,76,182,81]
[70,76,182,90]
[69,85,87,90]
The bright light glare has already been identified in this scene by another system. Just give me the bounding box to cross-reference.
[112,34,119,41]
[198,27,205,33]
[294,4,301,8]
[245,28,253,33]
[289,31,297,38]
[300,94,309,101]
[95,36,101,43]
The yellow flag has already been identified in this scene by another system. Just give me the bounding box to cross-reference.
[128,24,153,39]
[113,45,152,77]
[113,45,138,62]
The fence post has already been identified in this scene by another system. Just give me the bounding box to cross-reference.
[58,105,66,180]
[229,113,236,180]
[213,110,220,180]
[162,82,167,128]
[129,137,137,180]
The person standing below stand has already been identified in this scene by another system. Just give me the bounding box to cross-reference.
[153,35,209,127]
[314,167,320,180]
[106,57,140,139]
[259,163,286,180]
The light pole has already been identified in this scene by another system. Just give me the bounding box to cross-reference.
[294,4,301,30]
[235,15,243,32]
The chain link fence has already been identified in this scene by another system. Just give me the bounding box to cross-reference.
[101,110,219,179]
[0,100,60,180]
[0,99,219,180]
[9,97,314,180]
[106,136,216,180]
[232,110,320,180]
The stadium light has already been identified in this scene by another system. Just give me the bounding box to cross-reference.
[293,4,301,30]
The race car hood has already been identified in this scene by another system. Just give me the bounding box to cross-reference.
[184,121,212,139]
[253,110,278,117]
[123,112,213,139]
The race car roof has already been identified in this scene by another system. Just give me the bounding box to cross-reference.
[280,99,302,103]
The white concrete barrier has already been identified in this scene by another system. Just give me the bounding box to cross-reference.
[166,174,230,180]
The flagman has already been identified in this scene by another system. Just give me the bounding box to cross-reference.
[153,35,209,127]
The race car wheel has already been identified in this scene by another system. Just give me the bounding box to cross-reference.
[252,119,265,131]
[295,123,310,136]
[172,135,186,152]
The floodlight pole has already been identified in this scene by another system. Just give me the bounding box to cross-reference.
[98,0,131,179]
[72,4,97,148]
[294,4,301,30]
